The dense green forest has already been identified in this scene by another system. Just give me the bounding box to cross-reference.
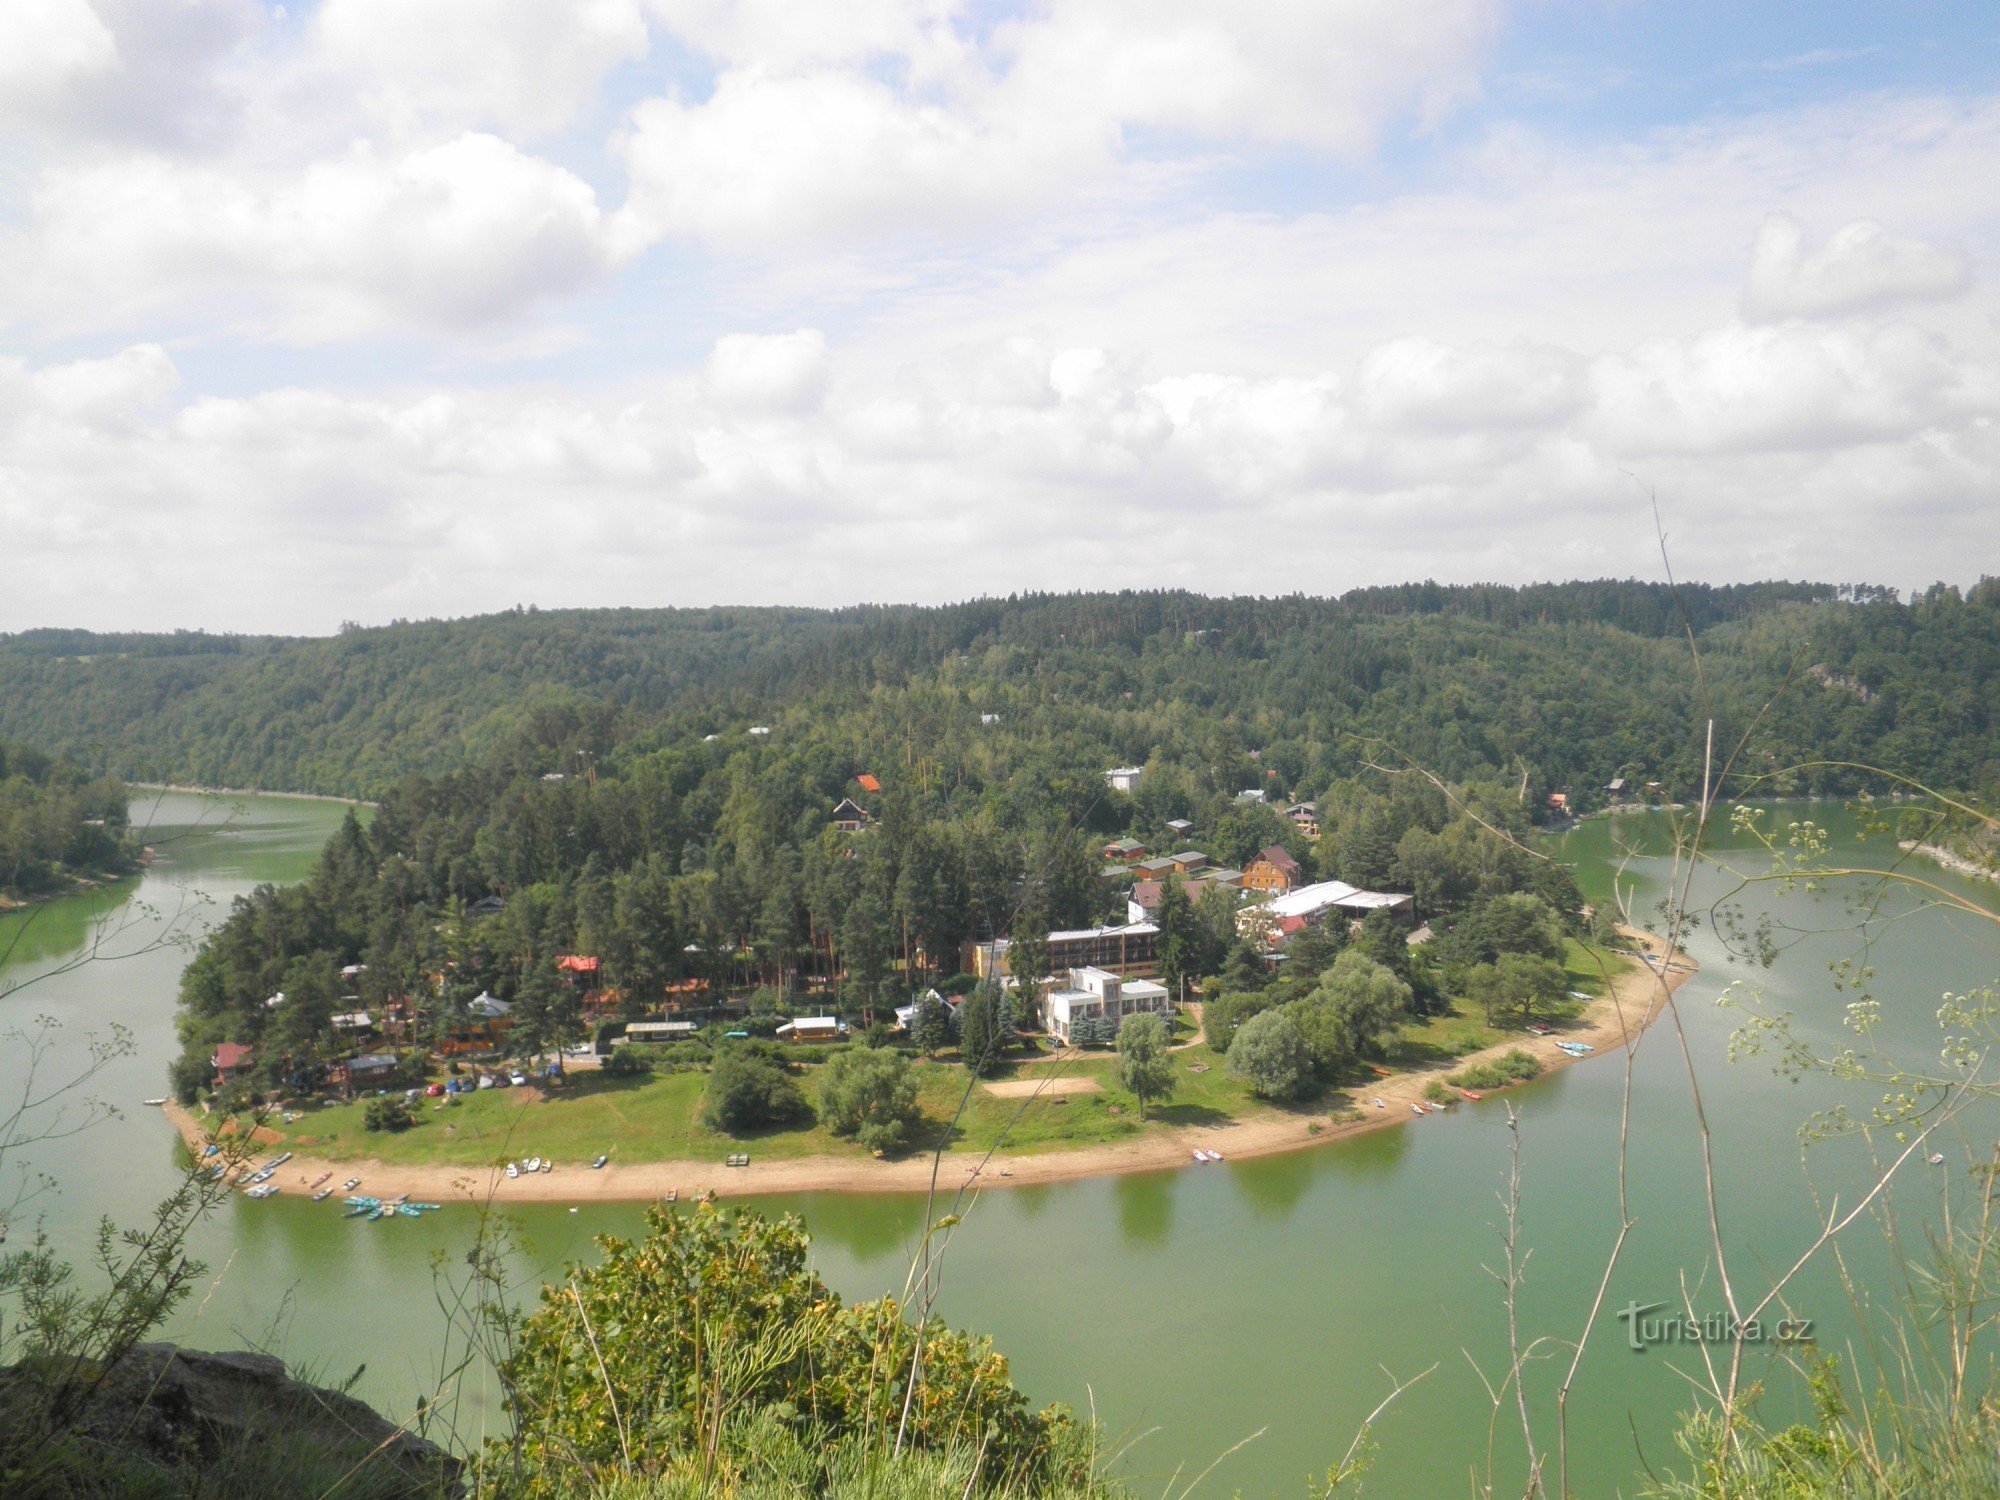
[0,739,137,900]
[5,580,1996,802]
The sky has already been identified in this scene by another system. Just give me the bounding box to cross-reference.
[1,1,1996,634]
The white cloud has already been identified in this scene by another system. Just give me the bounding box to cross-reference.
[0,0,118,116]
[0,0,262,145]
[316,0,650,136]
[645,0,964,70]
[1745,212,1972,320]
[703,329,831,411]
[6,300,1997,632]
[6,134,624,339]
[620,0,1503,251]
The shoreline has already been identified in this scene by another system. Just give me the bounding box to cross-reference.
[163,926,1694,1205]
[132,782,379,809]
[1899,838,1997,883]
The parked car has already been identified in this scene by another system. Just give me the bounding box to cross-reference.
[477,1074,495,1089]
[509,1070,528,1087]
[425,1082,443,1097]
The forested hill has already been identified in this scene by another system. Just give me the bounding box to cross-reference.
[0,579,1995,801]
[0,739,137,899]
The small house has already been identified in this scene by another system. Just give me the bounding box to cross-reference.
[1103,836,1147,861]
[1165,818,1195,837]
[211,1042,254,1086]
[469,895,506,917]
[1605,777,1628,795]
[1284,802,1320,838]
[1169,850,1208,873]
[624,1020,698,1043]
[1242,845,1303,894]
[1105,766,1145,792]
[343,1052,398,1089]
[831,798,870,832]
[980,713,1001,725]
[1131,856,1178,879]
[1235,789,1267,805]
[775,1016,846,1043]
[855,773,881,793]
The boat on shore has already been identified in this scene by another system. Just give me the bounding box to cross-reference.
[664,1187,678,1202]
[505,1162,519,1179]
[592,1153,608,1169]
[310,1187,334,1201]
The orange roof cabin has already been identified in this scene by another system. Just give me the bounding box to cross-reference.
[211,1041,253,1086]
[831,798,870,832]
[1242,845,1303,894]
[855,773,881,793]
[557,955,600,978]
[1547,792,1570,813]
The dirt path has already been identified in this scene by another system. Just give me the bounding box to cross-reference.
[164,926,1692,1204]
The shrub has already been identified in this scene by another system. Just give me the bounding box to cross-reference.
[500,1206,1074,1486]
[600,1047,652,1079]
[702,1050,810,1134]
[363,1097,415,1132]
[1447,1048,1544,1090]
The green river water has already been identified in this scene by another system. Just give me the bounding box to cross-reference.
[5,790,1999,1495]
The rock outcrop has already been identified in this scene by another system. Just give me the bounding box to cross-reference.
[1,1342,463,1498]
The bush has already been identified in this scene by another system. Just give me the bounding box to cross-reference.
[600,1047,652,1078]
[1447,1048,1544,1090]
[363,1097,415,1132]
[939,972,981,996]
[819,1047,922,1155]
[702,1050,810,1134]
[499,1206,1076,1487]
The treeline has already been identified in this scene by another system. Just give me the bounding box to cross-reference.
[0,739,137,898]
[7,580,1999,801]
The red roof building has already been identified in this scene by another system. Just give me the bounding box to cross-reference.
[557,955,600,976]
[211,1041,254,1084]
[856,773,881,793]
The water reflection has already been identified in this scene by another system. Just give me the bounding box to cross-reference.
[1229,1151,1314,1219]
[1112,1169,1174,1245]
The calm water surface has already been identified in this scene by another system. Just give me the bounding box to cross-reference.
[5,793,1998,1494]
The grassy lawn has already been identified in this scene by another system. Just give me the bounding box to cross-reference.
[250,1031,1272,1168]
[245,962,1641,1171]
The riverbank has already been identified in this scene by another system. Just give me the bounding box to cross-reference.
[164,928,1693,1204]
[1899,839,1997,883]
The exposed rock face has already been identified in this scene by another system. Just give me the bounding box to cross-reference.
[4,1343,463,1498]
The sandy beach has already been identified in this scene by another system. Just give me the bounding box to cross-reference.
[166,926,1694,1206]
